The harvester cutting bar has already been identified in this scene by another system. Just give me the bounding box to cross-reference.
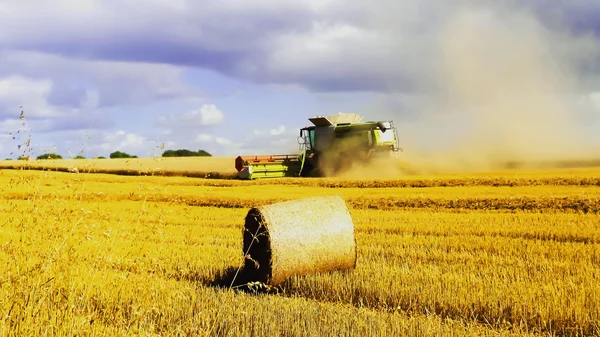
[235,154,302,179]
[235,155,299,172]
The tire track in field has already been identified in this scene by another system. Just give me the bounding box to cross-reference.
[251,177,600,188]
[3,165,600,187]
[360,227,600,245]
[176,195,600,214]
[4,192,600,213]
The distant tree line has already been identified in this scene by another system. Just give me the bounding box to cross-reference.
[36,153,63,160]
[16,149,211,161]
[110,151,138,159]
[34,153,101,160]
[161,149,212,157]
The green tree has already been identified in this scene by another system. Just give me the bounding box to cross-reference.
[110,151,137,159]
[37,153,63,160]
[161,149,212,157]
[74,155,86,159]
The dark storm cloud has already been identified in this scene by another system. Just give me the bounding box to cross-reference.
[529,0,600,36]
[1,0,599,93]
[0,0,436,92]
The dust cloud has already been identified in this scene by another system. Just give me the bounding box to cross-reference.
[346,3,600,178]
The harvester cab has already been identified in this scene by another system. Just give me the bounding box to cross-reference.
[235,113,401,180]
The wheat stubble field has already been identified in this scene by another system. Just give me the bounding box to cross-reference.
[0,159,599,336]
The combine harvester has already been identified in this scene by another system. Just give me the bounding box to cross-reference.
[235,113,402,179]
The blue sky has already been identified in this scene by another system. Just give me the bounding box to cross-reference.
[1,0,600,160]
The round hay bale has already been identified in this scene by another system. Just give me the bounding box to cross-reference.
[243,195,356,286]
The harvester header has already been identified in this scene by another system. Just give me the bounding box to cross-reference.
[234,154,301,180]
[235,113,401,179]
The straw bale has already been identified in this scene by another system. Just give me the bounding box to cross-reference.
[243,195,356,286]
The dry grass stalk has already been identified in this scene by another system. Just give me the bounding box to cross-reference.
[243,195,357,286]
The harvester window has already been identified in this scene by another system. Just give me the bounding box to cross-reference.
[299,129,315,150]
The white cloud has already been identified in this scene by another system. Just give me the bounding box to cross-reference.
[270,125,286,135]
[96,130,148,154]
[234,124,299,156]
[0,0,598,94]
[214,137,233,146]
[0,76,64,118]
[196,134,214,143]
[0,128,154,159]
[121,133,146,148]
[186,131,242,154]
[0,118,28,133]
[198,104,225,125]
[0,51,199,109]
[195,133,235,147]
[0,0,447,92]
[158,104,225,128]
[253,125,286,136]
[590,92,600,108]
[81,90,100,109]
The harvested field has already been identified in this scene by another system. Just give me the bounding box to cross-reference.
[0,157,238,179]
[1,167,599,336]
[4,157,600,185]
